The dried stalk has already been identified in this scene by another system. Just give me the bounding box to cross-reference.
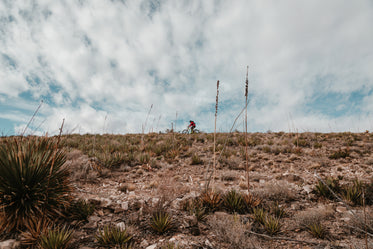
[248,231,324,246]
[21,100,43,137]
[213,80,219,187]
[245,66,249,191]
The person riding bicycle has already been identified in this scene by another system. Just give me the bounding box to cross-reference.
[188,120,196,133]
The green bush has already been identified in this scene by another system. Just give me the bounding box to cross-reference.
[96,225,133,248]
[150,209,174,234]
[222,189,245,214]
[39,226,73,249]
[0,137,71,233]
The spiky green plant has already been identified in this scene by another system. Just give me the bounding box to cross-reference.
[199,190,222,213]
[96,225,133,248]
[67,199,95,222]
[314,177,341,200]
[306,222,326,239]
[343,179,364,206]
[270,202,286,219]
[150,209,174,234]
[0,137,71,233]
[243,193,262,212]
[38,226,73,249]
[20,217,52,248]
[253,207,266,225]
[263,215,281,236]
[191,153,203,165]
[223,189,245,214]
[193,206,208,223]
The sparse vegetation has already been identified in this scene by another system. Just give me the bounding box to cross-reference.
[0,132,371,247]
[96,225,133,248]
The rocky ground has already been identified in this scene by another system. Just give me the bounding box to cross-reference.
[1,132,373,249]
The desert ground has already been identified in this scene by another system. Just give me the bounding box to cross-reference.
[1,131,373,249]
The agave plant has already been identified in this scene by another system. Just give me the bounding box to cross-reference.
[96,225,133,248]
[199,190,222,213]
[67,199,95,222]
[0,137,71,233]
[150,209,174,234]
[38,226,73,249]
[222,189,245,214]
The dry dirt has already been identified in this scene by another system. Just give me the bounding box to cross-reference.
[61,132,373,248]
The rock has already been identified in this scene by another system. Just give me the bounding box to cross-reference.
[116,222,126,230]
[205,239,213,248]
[303,185,313,194]
[140,239,149,248]
[336,206,347,213]
[121,201,129,210]
[146,244,157,249]
[0,239,20,249]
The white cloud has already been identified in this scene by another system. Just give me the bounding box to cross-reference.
[0,0,372,134]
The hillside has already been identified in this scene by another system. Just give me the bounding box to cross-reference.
[1,132,373,248]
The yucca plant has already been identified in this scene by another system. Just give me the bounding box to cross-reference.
[342,179,364,206]
[38,226,73,249]
[223,189,245,214]
[270,201,286,219]
[150,209,174,234]
[190,153,203,165]
[243,192,262,212]
[193,206,208,223]
[0,137,71,233]
[314,177,341,200]
[263,215,281,236]
[20,217,52,248]
[306,222,326,239]
[96,225,133,248]
[253,207,266,225]
[199,190,222,213]
[67,199,95,222]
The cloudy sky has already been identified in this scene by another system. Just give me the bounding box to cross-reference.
[1,0,373,135]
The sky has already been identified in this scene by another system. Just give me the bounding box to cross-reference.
[1,0,373,135]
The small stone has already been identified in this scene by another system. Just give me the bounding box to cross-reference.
[140,239,149,248]
[121,201,129,210]
[146,244,157,249]
[259,179,266,184]
[0,239,20,249]
[336,206,347,213]
[303,185,313,194]
[116,222,126,230]
[205,239,213,248]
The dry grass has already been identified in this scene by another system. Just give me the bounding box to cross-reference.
[208,213,260,249]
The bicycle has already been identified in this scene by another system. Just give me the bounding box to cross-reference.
[182,127,200,134]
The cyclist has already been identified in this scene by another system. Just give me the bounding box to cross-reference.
[188,120,196,133]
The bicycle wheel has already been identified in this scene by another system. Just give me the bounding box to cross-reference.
[193,129,200,133]
[182,129,189,134]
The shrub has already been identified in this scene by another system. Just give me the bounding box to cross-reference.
[191,153,203,165]
[314,177,341,200]
[270,201,286,219]
[67,199,95,222]
[243,193,262,212]
[0,137,71,233]
[329,149,349,159]
[96,225,133,248]
[20,217,52,247]
[199,190,223,213]
[263,215,281,236]
[223,189,245,214]
[306,222,326,239]
[149,209,174,234]
[253,207,266,225]
[342,179,364,206]
[39,226,73,249]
